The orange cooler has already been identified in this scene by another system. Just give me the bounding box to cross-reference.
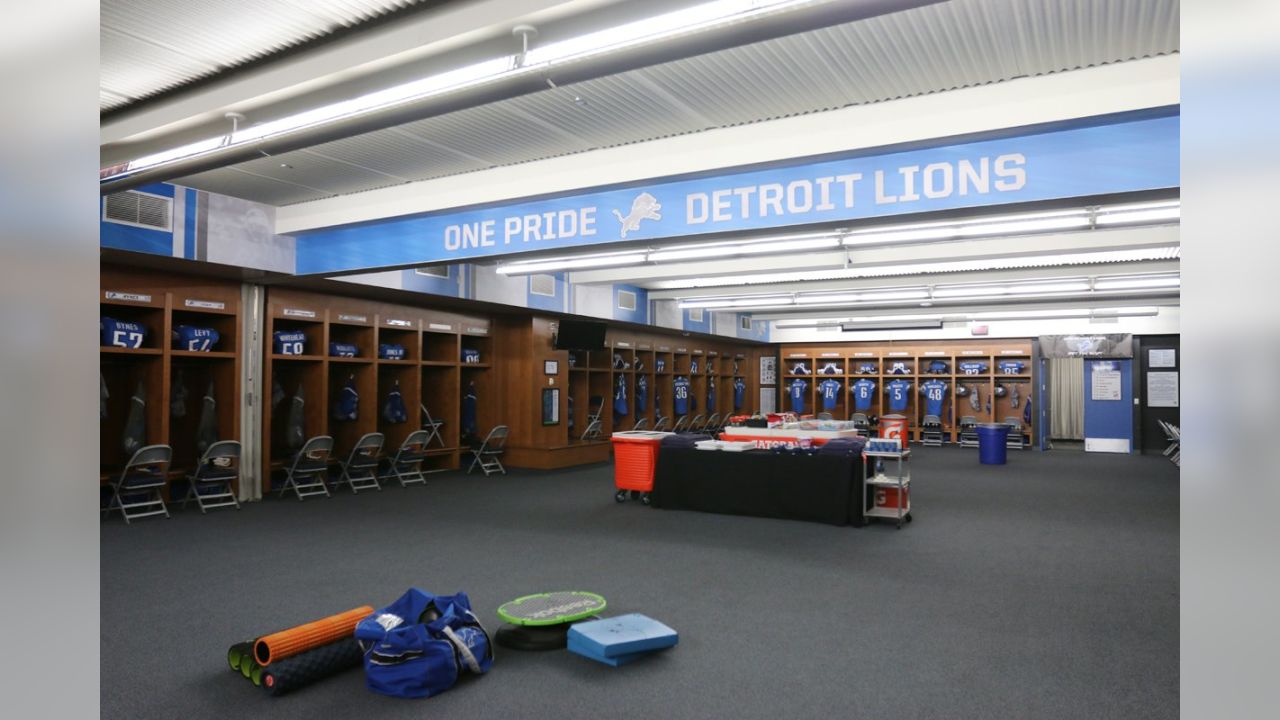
[880,414,909,442]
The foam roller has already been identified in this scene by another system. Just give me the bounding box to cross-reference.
[254,606,373,666]
[261,638,363,696]
[227,641,253,672]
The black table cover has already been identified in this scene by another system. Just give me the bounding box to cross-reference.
[650,446,865,526]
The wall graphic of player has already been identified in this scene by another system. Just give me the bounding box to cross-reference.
[819,378,841,411]
[920,378,948,417]
[733,377,746,411]
[885,379,912,413]
[673,376,690,415]
[789,378,808,414]
[851,378,877,412]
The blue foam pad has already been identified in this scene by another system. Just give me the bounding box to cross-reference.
[567,636,652,666]
[567,614,678,658]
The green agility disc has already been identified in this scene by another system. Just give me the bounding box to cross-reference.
[496,591,607,627]
[227,641,253,672]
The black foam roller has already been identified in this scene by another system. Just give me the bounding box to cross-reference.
[261,638,363,696]
[227,641,254,672]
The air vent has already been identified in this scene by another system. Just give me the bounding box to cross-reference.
[617,289,637,311]
[530,274,556,297]
[740,315,753,331]
[688,308,704,323]
[102,191,172,231]
[415,265,449,278]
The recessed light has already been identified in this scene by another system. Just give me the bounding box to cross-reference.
[279,163,293,169]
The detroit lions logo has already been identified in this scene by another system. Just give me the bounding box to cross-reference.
[613,192,661,239]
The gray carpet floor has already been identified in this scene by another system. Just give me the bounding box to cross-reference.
[101,447,1178,719]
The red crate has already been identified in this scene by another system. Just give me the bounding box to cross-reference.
[874,486,910,509]
[611,434,665,492]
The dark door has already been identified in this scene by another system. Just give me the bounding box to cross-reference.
[1136,334,1180,454]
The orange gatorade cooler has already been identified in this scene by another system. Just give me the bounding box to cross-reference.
[880,414,909,443]
[610,431,674,505]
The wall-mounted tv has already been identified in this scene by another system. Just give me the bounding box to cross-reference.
[554,320,607,351]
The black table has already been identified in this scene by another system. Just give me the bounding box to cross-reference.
[650,446,865,526]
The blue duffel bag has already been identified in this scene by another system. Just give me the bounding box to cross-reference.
[354,588,493,699]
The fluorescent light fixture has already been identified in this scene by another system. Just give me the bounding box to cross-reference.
[679,295,794,309]
[650,245,1181,290]
[931,281,1092,299]
[775,304,1164,329]
[1093,275,1181,290]
[523,0,814,67]
[106,0,822,180]
[841,208,1093,247]
[792,289,930,305]
[841,318,943,331]
[646,233,839,262]
[1095,201,1181,226]
[495,252,647,274]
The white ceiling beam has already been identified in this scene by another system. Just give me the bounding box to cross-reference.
[276,55,1180,234]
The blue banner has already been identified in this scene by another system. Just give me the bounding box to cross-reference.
[295,112,1179,275]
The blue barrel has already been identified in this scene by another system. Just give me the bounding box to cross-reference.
[976,423,1010,465]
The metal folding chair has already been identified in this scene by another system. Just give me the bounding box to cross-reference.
[688,414,706,432]
[335,432,386,494]
[420,404,447,448]
[672,415,690,433]
[182,440,241,513]
[958,416,980,448]
[653,415,670,432]
[631,417,649,431]
[1003,416,1027,450]
[384,430,430,487]
[921,414,945,447]
[704,412,722,433]
[279,435,334,500]
[581,396,604,441]
[106,444,172,524]
[467,425,509,476]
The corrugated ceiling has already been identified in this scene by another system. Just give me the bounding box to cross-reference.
[164,0,1178,207]
[100,0,425,112]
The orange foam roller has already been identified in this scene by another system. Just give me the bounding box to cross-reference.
[254,606,373,666]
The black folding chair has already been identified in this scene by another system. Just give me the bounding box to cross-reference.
[672,415,690,433]
[384,430,430,487]
[182,440,241,513]
[653,415,670,432]
[279,435,334,500]
[631,417,649,431]
[704,413,722,433]
[106,444,172,524]
[688,414,706,432]
[468,426,509,476]
[335,432,386,494]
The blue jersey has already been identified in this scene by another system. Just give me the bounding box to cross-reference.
[329,341,358,357]
[690,358,698,374]
[333,376,359,421]
[174,325,219,352]
[998,361,1025,375]
[461,387,478,434]
[636,375,648,413]
[926,360,950,374]
[655,358,665,372]
[921,379,948,417]
[958,361,989,375]
[706,379,716,413]
[273,330,306,355]
[852,379,876,411]
[886,380,912,412]
[733,378,746,411]
[613,376,628,416]
[789,379,808,414]
[379,343,406,360]
[101,317,147,348]
[673,377,691,415]
[819,379,841,410]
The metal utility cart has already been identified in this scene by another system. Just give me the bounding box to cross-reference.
[862,442,912,528]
